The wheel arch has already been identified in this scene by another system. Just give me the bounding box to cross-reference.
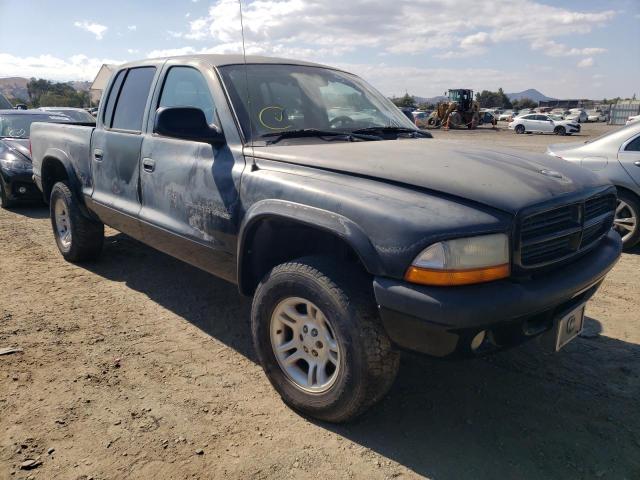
[237,200,383,296]
[40,150,77,203]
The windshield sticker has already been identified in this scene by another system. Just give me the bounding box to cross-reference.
[258,106,292,131]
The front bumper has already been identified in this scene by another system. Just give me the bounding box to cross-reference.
[374,230,621,357]
[0,169,42,202]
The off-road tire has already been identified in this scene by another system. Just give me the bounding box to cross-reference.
[515,124,525,134]
[50,181,104,262]
[554,126,566,135]
[616,190,640,250]
[251,256,400,423]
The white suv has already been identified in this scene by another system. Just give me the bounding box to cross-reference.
[509,114,581,135]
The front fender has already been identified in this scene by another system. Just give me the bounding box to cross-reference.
[237,199,384,290]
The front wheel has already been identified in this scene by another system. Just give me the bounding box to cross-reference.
[614,191,640,250]
[554,126,566,135]
[515,124,525,134]
[50,181,104,262]
[251,256,400,423]
[0,179,15,209]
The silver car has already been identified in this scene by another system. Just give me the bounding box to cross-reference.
[547,122,640,249]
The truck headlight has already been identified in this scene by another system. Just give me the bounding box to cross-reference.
[405,233,510,286]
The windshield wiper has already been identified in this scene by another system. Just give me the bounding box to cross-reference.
[351,126,431,138]
[261,129,381,145]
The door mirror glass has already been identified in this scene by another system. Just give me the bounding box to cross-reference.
[154,107,225,144]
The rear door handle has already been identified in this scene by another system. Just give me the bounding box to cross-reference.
[93,149,103,161]
[142,158,156,173]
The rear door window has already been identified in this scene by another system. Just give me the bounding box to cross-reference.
[111,67,156,132]
[625,135,640,152]
[102,70,125,126]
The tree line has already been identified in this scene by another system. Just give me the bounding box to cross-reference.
[8,78,91,108]
[391,89,538,110]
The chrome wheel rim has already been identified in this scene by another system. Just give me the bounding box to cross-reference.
[54,198,72,249]
[270,297,340,393]
[614,199,637,243]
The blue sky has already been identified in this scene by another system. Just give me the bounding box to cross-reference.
[0,0,638,99]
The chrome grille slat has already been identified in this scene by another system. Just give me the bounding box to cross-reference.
[518,194,615,268]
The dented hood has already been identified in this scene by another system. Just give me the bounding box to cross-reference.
[251,139,609,214]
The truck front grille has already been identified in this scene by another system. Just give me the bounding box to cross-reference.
[518,194,615,268]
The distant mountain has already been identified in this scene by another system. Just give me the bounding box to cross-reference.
[0,77,91,101]
[0,77,29,101]
[506,89,555,102]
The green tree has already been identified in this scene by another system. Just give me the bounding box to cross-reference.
[475,88,513,109]
[512,98,537,110]
[26,78,90,108]
[391,93,416,109]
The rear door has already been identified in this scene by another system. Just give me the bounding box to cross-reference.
[619,134,640,185]
[137,62,242,282]
[90,66,158,238]
[537,115,554,133]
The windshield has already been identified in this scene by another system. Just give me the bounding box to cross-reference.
[44,109,95,122]
[0,114,71,138]
[219,64,416,144]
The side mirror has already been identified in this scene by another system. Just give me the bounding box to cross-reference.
[154,107,225,145]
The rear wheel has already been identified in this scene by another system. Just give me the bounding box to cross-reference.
[614,191,640,250]
[50,181,104,262]
[515,124,525,134]
[251,256,400,423]
[554,126,566,135]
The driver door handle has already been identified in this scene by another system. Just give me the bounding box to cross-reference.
[142,157,156,173]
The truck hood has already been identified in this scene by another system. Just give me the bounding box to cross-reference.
[251,139,608,214]
[1,138,31,161]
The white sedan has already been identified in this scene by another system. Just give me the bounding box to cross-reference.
[587,111,607,122]
[508,113,580,135]
[627,114,640,125]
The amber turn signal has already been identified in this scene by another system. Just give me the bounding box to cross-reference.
[404,263,510,286]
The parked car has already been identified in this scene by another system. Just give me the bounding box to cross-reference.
[509,113,580,135]
[565,110,588,123]
[626,114,640,125]
[498,110,514,121]
[0,110,73,208]
[547,121,640,249]
[36,107,96,123]
[587,110,607,122]
[478,110,497,126]
[412,110,431,129]
[30,55,621,422]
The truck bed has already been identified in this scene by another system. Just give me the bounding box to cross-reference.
[30,122,95,199]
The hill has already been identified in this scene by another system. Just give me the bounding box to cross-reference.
[506,89,555,102]
[0,77,91,102]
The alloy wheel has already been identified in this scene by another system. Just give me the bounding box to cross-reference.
[54,197,72,249]
[614,199,638,243]
[270,297,340,393]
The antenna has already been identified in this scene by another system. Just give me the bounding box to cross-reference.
[238,0,256,167]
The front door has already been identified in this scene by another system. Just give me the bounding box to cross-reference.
[91,66,157,238]
[138,65,240,282]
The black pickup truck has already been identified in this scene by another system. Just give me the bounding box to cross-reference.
[30,55,621,422]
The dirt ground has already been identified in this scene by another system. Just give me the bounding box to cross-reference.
[1,122,639,480]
